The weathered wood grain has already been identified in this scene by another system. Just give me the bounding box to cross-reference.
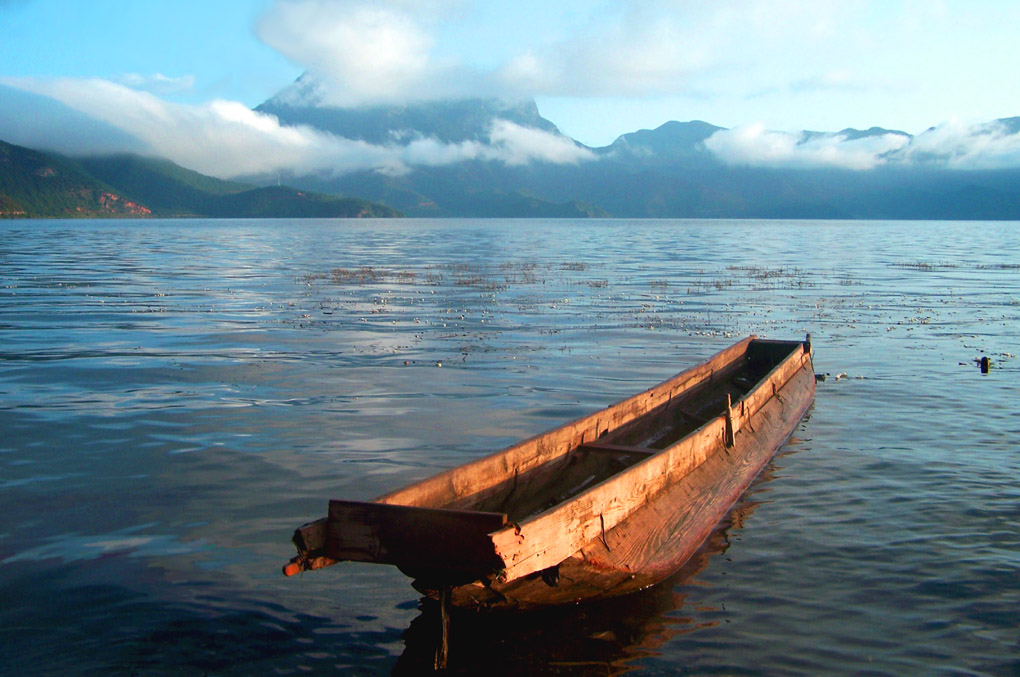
[490,416,726,584]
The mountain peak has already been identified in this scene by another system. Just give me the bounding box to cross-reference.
[835,126,912,140]
[602,120,725,162]
[257,74,561,145]
[994,116,1020,134]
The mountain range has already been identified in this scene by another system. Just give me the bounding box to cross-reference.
[0,139,400,219]
[251,78,1020,219]
[4,74,1020,220]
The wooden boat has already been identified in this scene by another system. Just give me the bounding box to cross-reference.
[283,336,815,611]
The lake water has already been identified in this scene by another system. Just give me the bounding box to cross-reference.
[1,218,1017,675]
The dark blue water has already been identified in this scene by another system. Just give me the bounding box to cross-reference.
[1,219,1017,674]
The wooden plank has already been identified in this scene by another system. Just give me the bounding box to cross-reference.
[725,393,736,447]
[325,500,507,583]
[376,336,756,510]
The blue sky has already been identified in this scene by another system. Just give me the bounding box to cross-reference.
[3,0,1020,177]
[0,1,291,100]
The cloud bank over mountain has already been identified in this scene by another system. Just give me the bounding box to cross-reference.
[6,64,1020,182]
[5,71,1020,179]
[704,118,1020,171]
[0,77,591,178]
[0,83,147,157]
[704,124,910,170]
[899,118,1020,170]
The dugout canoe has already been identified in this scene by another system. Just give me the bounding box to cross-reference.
[283,335,815,610]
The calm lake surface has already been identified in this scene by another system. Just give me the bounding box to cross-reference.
[1,218,1017,675]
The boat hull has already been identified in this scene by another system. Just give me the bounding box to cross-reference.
[434,357,814,609]
[284,337,816,610]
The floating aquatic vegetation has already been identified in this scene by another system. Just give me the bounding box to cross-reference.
[892,261,958,271]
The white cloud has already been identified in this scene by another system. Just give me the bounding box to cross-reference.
[257,0,464,105]
[362,120,593,173]
[0,77,593,178]
[254,0,719,103]
[253,0,889,105]
[900,118,1020,170]
[0,83,147,155]
[492,0,763,99]
[704,123,910,170]
[704,118,1020,171]
[117,73,196,95]
[487,119,592,165]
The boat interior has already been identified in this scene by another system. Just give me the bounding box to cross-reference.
[446,340,800,523]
